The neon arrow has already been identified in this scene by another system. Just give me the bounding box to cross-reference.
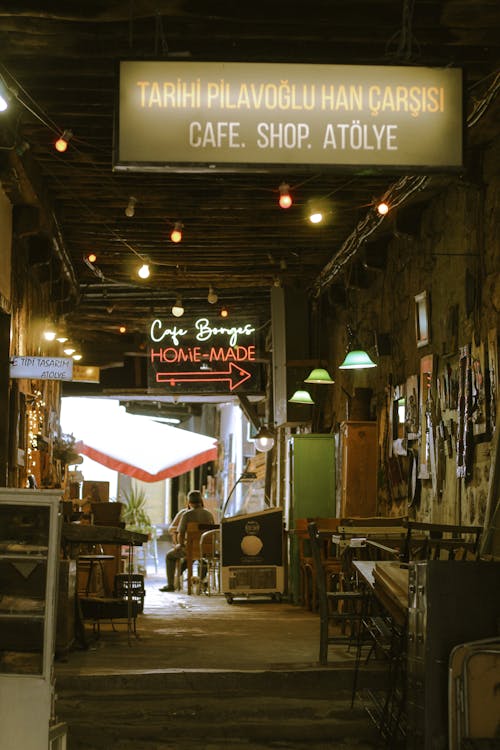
[156,362,251,391]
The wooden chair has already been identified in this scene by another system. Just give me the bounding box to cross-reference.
[401,520,483,562]
[185,522,219,594]
[295,517,342,611]
[199,527,221,595]
[308,522,366,665]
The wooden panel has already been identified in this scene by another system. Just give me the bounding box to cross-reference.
[341,421,378,517]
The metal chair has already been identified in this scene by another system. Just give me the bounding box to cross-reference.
[185,522,219,594]
[199,527,221,595]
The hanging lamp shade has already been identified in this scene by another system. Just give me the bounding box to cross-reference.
[339,349,377,370]
[304,367,335,384]
[289,388,314,404]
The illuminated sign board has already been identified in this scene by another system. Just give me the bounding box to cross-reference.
[116,61,463,172]
[9,356,74,381]
[147,316,263,394]
[72,365,100,383]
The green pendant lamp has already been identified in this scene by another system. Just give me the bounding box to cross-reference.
[304,367,335,384]
[288,388,315,404]
[339,348,376,370]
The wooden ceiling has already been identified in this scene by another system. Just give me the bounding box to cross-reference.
[0,1,499,369]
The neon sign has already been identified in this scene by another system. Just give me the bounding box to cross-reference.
[147,316,262,394]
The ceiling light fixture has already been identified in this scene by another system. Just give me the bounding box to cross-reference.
[138,263,150,279]
[289,388,314,405]
[339,349,377,369]
[63,345,76,356]
[54,129,73,153]
[56,333,68,344]
[72,353,82,361]
[253,425,275,453]
[172,296,184,317]
[207,285,218,304]
[125,196,137,218]
[0,77,12,112]
[170,222,183,243]
[304,367,335,384]
[278,182,292,209]
[43,327,57,342]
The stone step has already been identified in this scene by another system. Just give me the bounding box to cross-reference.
[55,668,387,749]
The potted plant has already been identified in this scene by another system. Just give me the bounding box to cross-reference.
[120,485,153,537]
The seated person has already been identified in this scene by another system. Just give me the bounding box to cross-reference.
[158,502,188,591]
[161,490,214,592]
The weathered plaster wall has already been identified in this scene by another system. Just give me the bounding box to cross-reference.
[325,134,500,526]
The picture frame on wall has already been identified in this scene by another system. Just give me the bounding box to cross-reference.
[415,291,431,348]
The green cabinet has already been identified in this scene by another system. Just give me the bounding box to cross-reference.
[289,434,336,603]
[292,434,336,522]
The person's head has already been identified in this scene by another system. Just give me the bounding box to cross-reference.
[187,490,203,507]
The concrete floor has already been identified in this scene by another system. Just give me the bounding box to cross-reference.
[56,564,360,674]
[54,564,394,749]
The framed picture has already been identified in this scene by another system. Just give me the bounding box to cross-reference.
[415,291,431,348]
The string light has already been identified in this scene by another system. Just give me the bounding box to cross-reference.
[308,211,323,224]
[220,305,229,318]
[138,263,150,279]
[170,222,183,243]
[278,182,292,209]
[119,325,127,334]
[376,201,390,216]
[54,129,73,153]
[172,296,184,317]
[125,196,137,218]
[207,285,218,304]
[26,389,45,481]
[86,252,97,264]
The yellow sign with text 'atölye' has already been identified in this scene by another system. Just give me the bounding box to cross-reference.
[116,61,463,172]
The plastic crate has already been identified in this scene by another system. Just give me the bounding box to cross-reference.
[114,573,145,613]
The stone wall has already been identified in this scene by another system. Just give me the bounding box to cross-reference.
[324,134,500,526]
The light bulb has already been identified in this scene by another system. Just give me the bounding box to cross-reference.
[171,222,183,243]
[54,129,72,153]
[278,183,292,209]
[87,252,97,264]
[125,196,137,218]
[43,329,57,342]
[220,305,229,318]
[119,325,127,334]
[309,211,323,224]
[377,201,389,216]
[172,297,184,317]
[138,263,150,279]
[207,286,218,304]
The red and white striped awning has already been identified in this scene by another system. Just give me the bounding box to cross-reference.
[73,407,217,483]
